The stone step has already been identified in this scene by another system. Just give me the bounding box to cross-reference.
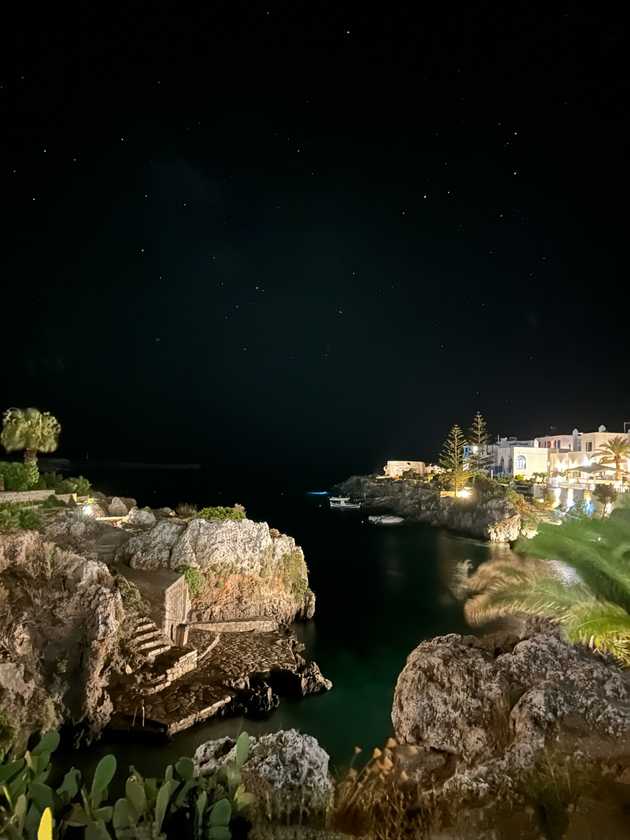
[133,620,156,633]
[140,642,171,659]
[134,629,163,644]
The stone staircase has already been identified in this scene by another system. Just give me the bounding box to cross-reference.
[128,616,199,696]
[129,616,172,661]
[96,529,130,564]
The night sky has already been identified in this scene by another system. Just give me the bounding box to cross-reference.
[2,4,629,483]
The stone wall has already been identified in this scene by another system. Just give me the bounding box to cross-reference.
[0,490,77,504]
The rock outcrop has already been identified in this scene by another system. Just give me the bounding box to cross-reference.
[390,630,630,835]
[195,729,334,822]
[336,475,522,541]
[117,517,315,624]
[0,530,123,748]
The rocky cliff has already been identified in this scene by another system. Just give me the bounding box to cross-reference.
[0,530,123,749]
[389,629,630,836]
[336,475,522,541]
[116,516,316,624]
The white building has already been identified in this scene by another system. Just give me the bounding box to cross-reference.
[488,436,549,479]
[536,426,630,483]
[382,460,426,478]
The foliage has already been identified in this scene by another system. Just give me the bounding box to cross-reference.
[0,409,61,474]
[175,502,198,518]
[179,565,205,598]
[0,503,42,533]
[439,424,470,493]
[39,496,66,510]
[282,550,308,599]
[470,473,508,499]
[594,435,630,482]
[0,462,35,492]
[333,739,424,839]
[467,411,492,473]
[0,730,254,839]
[36,473,91,496]
[197,506,246,522]
[593,483,617,507]
[464,511,630,665]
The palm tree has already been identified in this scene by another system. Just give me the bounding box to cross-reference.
[594,435,630,482]
[463,511,630,665]
[0,408,61,477]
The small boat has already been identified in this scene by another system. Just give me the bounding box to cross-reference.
[368,515,404,525]
[329,496,361,509]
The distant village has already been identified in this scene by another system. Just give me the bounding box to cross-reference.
[380,423,630,509]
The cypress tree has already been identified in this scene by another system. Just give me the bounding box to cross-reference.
[467,411,491,474]
[439,424,469,493]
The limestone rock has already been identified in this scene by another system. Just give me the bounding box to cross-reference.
[300,588,316,620]
[118,519,186,569]
[154,507,175,518]
[195,729,334,820]
[335,475,525,542]
[125,506,157,528]
[108,496,130,516]
[43,509,119,558]
[0,530,123,746]
[391,631,630,831]
[118,517,313,624]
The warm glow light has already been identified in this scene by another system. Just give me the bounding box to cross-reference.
[471,445,479,454]
[457,488,472,498]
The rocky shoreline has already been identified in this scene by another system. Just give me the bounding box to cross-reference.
[335,474,527,541]
[0,495,331,748]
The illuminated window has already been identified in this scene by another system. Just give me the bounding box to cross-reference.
[515,455,527,471]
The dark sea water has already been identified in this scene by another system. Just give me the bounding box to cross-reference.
[67,466,501,778]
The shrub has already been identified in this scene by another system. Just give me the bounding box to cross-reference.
[179,565,205,597]
[176,501,198,518]
[197,505,246,521]
[36,472,91,495]
[0,503,42,532]
[40,495,67,509]
[471,474,507,499]
[0,461,34,491]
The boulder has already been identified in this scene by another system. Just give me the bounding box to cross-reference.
[117,519,186,569]
[125,506,157,528]
[391,631,630,832]
[195,729,334,822]
[108,496,131,516]
[42,510,121,558]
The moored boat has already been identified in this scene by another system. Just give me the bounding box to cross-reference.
[368,515,404,525]
[329,496,361,510]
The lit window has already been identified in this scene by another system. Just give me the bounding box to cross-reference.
[515,455,527,471]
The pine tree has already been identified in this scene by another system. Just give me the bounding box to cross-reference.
[467,411,491,474]
[439,424,469,493]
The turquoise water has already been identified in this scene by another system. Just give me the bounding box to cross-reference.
[63,472,500,777]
